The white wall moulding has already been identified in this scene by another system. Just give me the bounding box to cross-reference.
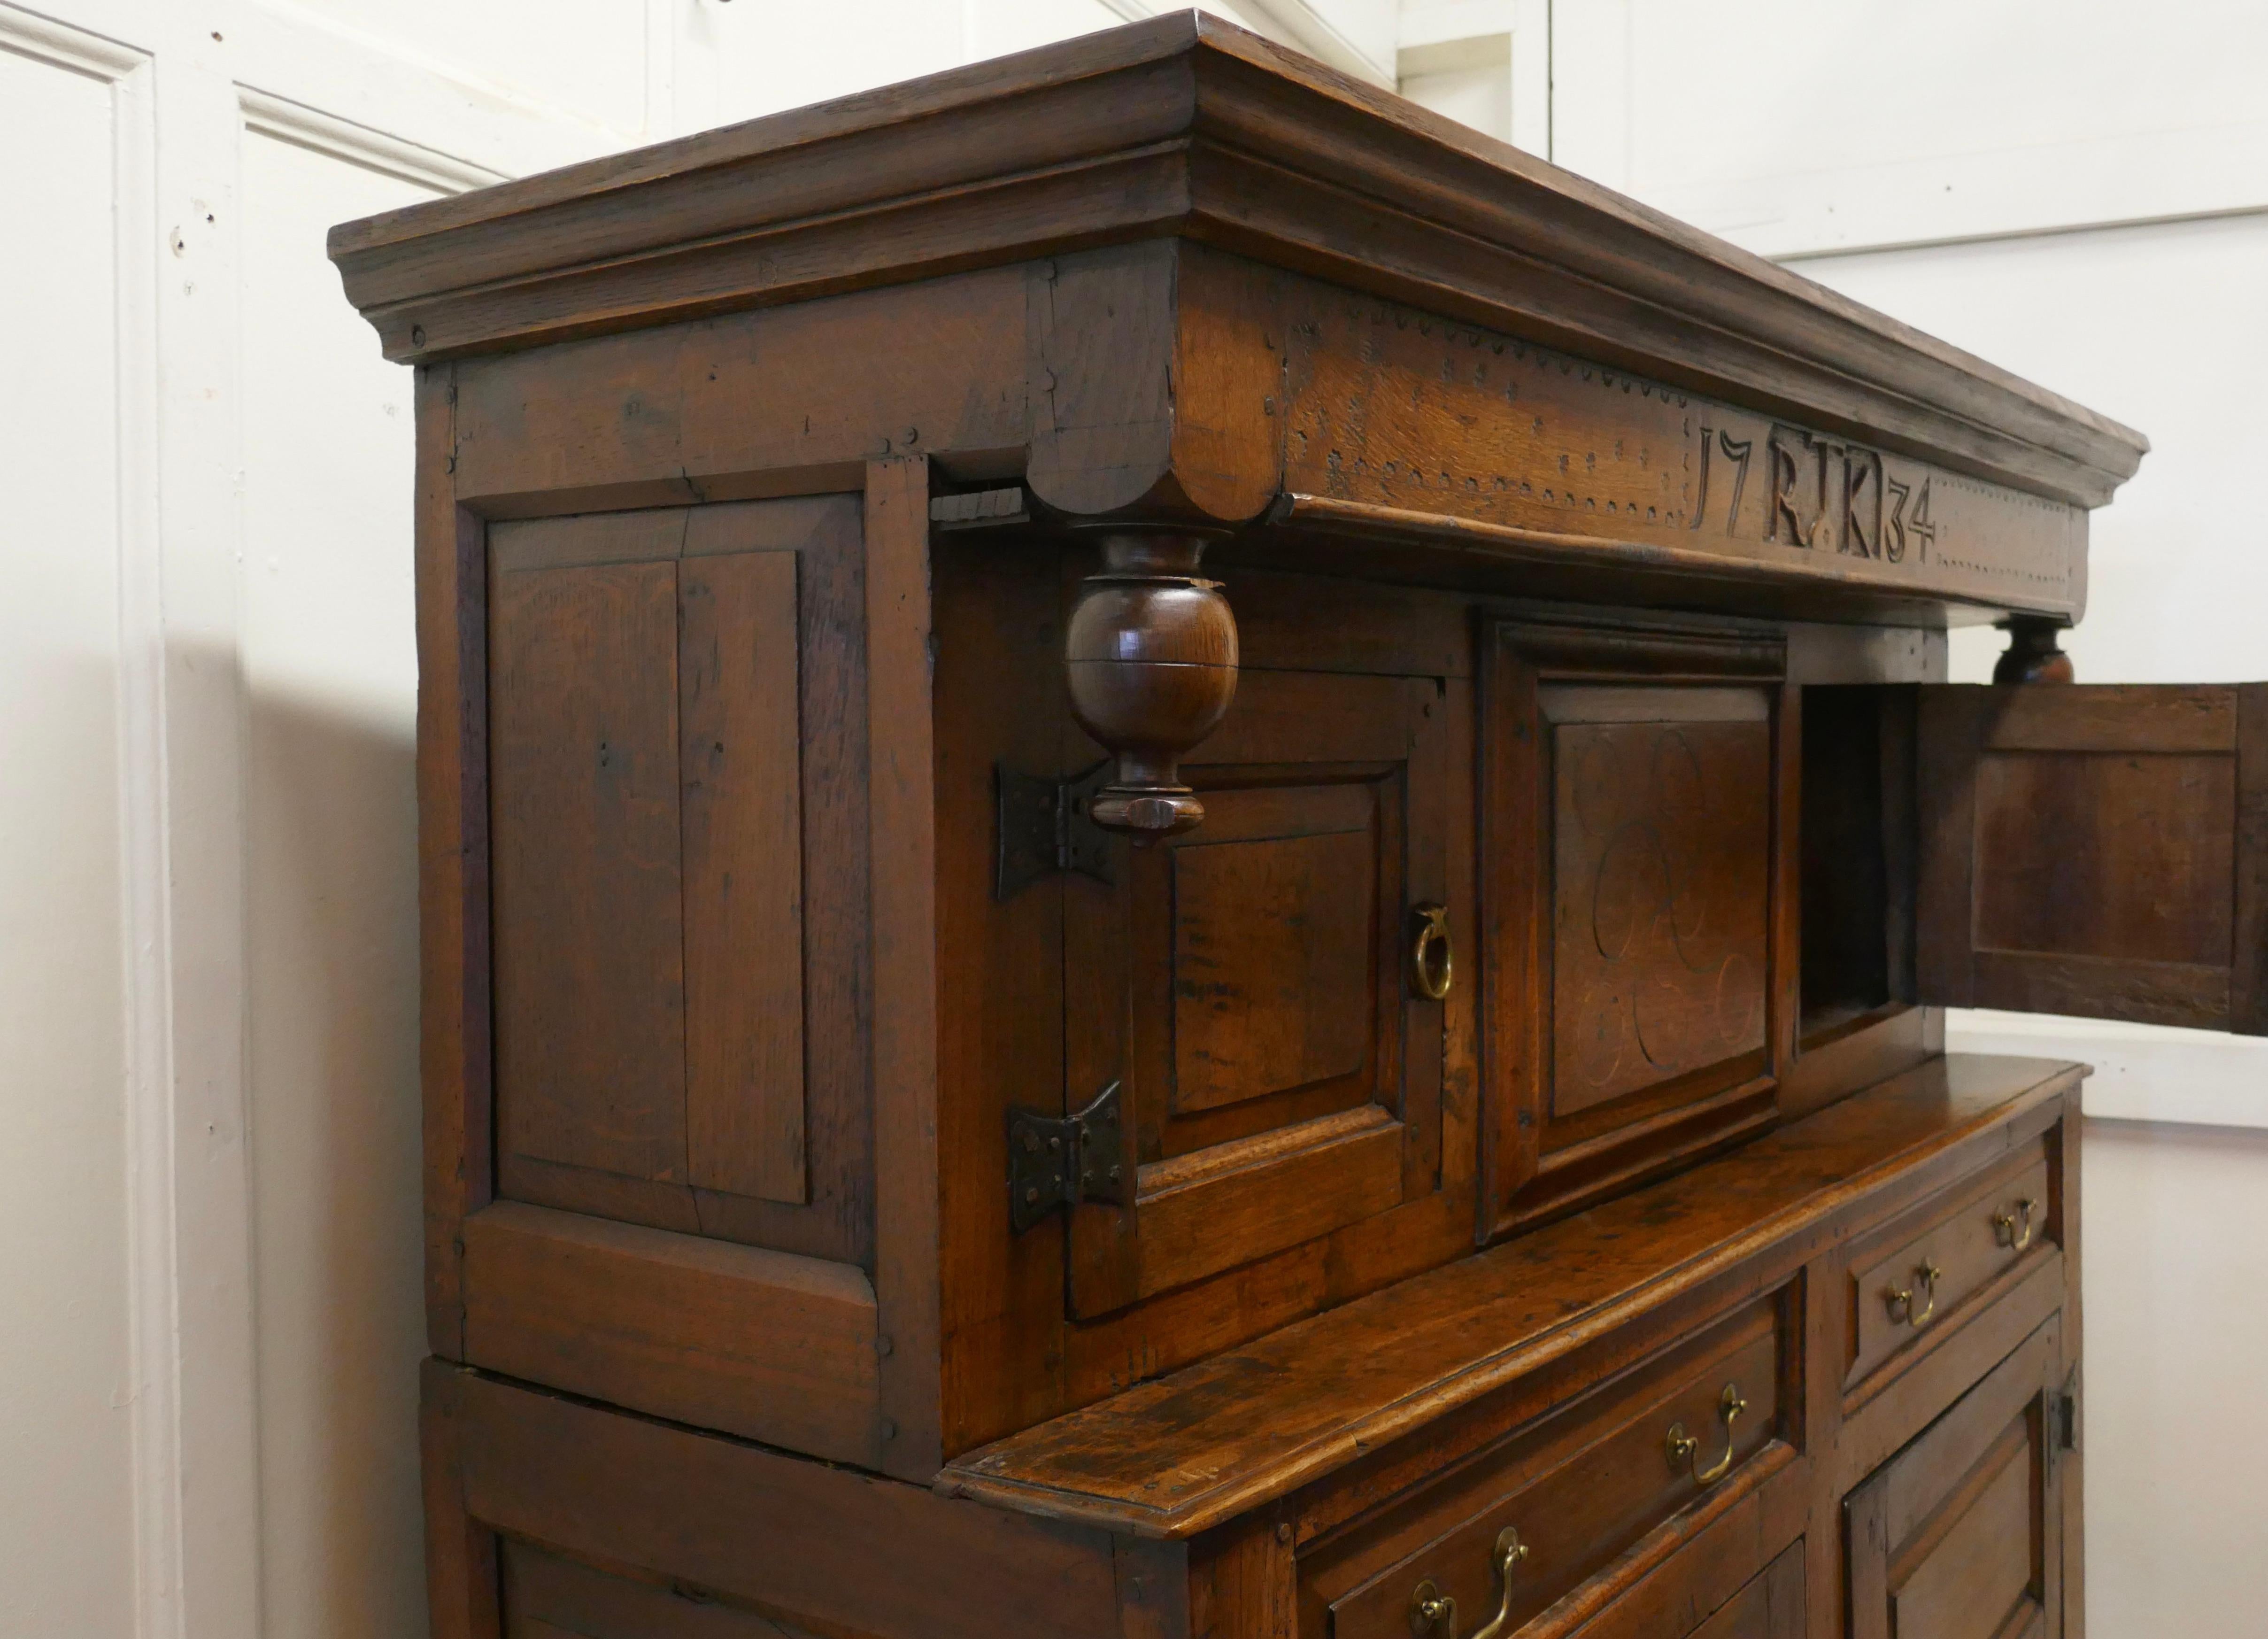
[0,4,617,1638]
[0,0,140,73]
[237,88,507,194]
[0,18,158,1639]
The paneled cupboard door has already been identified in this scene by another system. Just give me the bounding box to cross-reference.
[1479,621,1793,1242]
[1845,1317,2067,1639]
[1916,683,2268,1034]
[1065,668,1451,1318]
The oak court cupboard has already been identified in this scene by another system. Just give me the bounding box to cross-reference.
[329,14,2266,1639]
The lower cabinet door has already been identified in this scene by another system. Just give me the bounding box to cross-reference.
[1845,1318,2067,1639]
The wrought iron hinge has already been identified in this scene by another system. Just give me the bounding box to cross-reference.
[995,760,1114,900]
[2051,1367,2081,1453]
[1007,1082,1132,1235]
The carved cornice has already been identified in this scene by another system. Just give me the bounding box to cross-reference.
[331,12,2145,509]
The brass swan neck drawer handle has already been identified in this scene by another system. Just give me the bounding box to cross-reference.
[1410,1527,1528,1639]
[1665,1382,1747,1486]
[1410,903,1454,1001]
[1993,1198,2040,1252]
[1884,1259,1943,1327]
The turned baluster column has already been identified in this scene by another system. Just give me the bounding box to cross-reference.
[1993,615,2075,684]
[1064,531,1239,838]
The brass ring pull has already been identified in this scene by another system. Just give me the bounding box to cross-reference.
[1665,1383,1747,1487]
[1884,1259,1943,1327]
[1409,903,1454,1001]
[1410,1527,1528,1639]
[1993,1198,2039,1252]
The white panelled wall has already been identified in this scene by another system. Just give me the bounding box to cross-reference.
[0,3,2256,1636]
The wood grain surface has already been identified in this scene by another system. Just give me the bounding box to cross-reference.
[938,1053,2079,1538]
[1918,682,2268,1033]
[329,16,2145,522]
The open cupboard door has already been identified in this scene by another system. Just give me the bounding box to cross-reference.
[1916,683,2268,1033]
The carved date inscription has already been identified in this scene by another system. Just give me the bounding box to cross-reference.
[1741,424,1933,562]
[1549,696,1771,1118]
[1278,283,2081,614]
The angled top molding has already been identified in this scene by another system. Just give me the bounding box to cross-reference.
[328,11,2145,508]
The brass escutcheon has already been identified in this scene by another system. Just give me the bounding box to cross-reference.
[1884,1259,1943,1327]
[1665,1382,1747,1487]
[1410,902,1454,1001]
[1993,1198,2039,1252]
[1409,1527,1528,1639]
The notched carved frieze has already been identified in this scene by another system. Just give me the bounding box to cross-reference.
[1275,278,2084,613]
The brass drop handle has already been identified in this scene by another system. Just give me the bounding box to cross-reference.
[1410,903,1454,1001]
[1665,1383,1746,1487]
[1885,1259,1943,1327]
[1993,1198,2039,1252]
[1410,1527,1528,1639]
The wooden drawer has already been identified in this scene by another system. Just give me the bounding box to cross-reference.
[1579,1538,1805,1639]
[1302,1299,1788,1639]
[1846,1141,2055,1396]
[502,1538,820,1638]
[1685,1544,1804,1639]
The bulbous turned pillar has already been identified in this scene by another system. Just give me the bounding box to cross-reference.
[1064,531,1239,838]
[1993,616,2075,684]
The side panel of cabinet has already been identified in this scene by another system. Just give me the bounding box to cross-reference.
[424,1362,1131,1639]
[1918,683,2268,1034]
[461,495,886,1465]
[486,496,873,1253]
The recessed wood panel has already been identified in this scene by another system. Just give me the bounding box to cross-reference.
[1550,710,1771,1117]
[680,550,808,1204]
[1892,1443,2035,1639]
[486,495,868,1265]
[1972,752,2233,966]
[1917,682,2267,1033]
[1065,668,1448,1320]
[1171,815,1373,1115]
[1481,624,1789,1241]
[492,558,687,1183]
